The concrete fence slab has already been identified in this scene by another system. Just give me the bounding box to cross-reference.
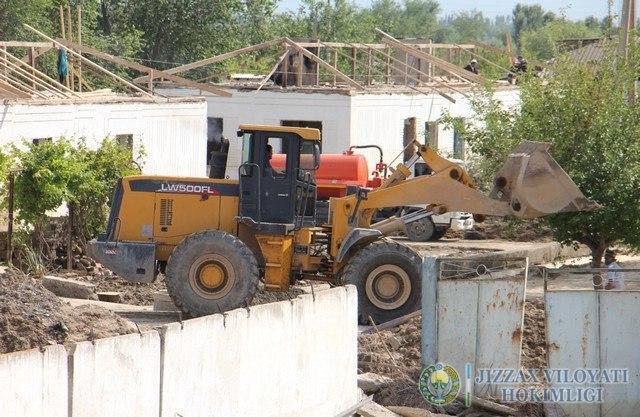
[546,290,640,417]
[70,331,161,417]
[0,345,68,417]
[160,285,358,417]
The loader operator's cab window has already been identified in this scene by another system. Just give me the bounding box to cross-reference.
[266,137,286,177]
[238,126,319,228]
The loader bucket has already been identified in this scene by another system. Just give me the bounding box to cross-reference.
[490,141,598,218]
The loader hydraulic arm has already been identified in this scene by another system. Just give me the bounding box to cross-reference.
[328,141,597,262]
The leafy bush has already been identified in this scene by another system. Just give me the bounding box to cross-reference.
[441,46,640,265]
[10,137,141,265]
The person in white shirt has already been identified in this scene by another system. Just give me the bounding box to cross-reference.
[604,249,624,290]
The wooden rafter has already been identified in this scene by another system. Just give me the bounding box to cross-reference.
[345,42,458,103]
[376,28,486,84]
[284,38,364,90]
[24,24,153,97]
[134,38,286,83]
[56,39,232,97]
[350,42,467,97]
[0,54,68,98]
[2,48,78,96]
[256,49,289,91]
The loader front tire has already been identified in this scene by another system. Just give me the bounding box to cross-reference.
[339,239,421,325]
[165,230,259,317]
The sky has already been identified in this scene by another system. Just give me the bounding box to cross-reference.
[277,0,622,20]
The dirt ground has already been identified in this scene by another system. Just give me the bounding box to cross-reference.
[0,269,136,354]
[60,269,307,307]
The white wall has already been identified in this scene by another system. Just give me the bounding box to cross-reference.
[71,331,161,417]
[0,286,359,417]
[159,87,520,177]
[160,88,352,177]
[349,89,520,164]
[160,286,358,417]
[0,345,68,417]
[0,98,208,177]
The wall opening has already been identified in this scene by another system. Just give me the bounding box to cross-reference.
[425,122,439,149]
[453,118,466,160]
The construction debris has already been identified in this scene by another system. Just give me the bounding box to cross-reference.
[42,275,97,300]
[387,406,451,417]
[0,269,136,354]
[358,372,394,394]
[358,401,403,417]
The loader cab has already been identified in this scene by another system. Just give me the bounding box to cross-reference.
[237,125,320,231]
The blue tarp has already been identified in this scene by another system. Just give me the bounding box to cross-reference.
[57,48,68,77]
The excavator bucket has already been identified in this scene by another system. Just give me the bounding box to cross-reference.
[490,141,598,218]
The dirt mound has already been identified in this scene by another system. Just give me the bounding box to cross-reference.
[0,270,136,354]
[472,218,553,242]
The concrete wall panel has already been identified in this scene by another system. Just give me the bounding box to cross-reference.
[160,286,358,417]
[0,345,68,417]
[71,331,161,417]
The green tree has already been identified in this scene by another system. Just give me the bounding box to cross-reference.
[512,3,555,46]
[445,47,640,265]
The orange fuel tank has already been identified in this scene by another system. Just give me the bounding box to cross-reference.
[271,153,372,198]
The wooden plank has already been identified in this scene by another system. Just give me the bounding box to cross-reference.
[0,53,68,97]
[66,4,75,91]
[77,5,83,92]
[0,70,48,98]
[332,49,337,86]
[296,41,476,49]
[0,41,53,48]
[0,79,30,98]
[296,50,303,87]
[358,402,402,417]
[256,49,288,91]
[134,38,284,83]
[285,38,364,90]
[376,28,485,84]
[59,5,69,88]
[351,47,357,79]
[58,39,231,97]
[352,42,462,100]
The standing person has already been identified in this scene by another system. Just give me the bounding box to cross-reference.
[464,59,478,74]
[604,249,624,290]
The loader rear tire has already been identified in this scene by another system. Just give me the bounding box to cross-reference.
[165,230,259,317]
[339,239,421,325]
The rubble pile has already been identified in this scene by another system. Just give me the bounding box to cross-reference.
[0,269,136,354]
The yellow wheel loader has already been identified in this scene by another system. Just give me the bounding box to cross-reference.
[88,125,595,323]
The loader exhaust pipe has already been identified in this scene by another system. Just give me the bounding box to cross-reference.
[490,141,599,218]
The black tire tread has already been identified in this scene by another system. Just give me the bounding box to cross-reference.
[165,230,259,317]
[338,238,421,325]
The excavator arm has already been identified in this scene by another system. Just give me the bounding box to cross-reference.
[329,141,597,262]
